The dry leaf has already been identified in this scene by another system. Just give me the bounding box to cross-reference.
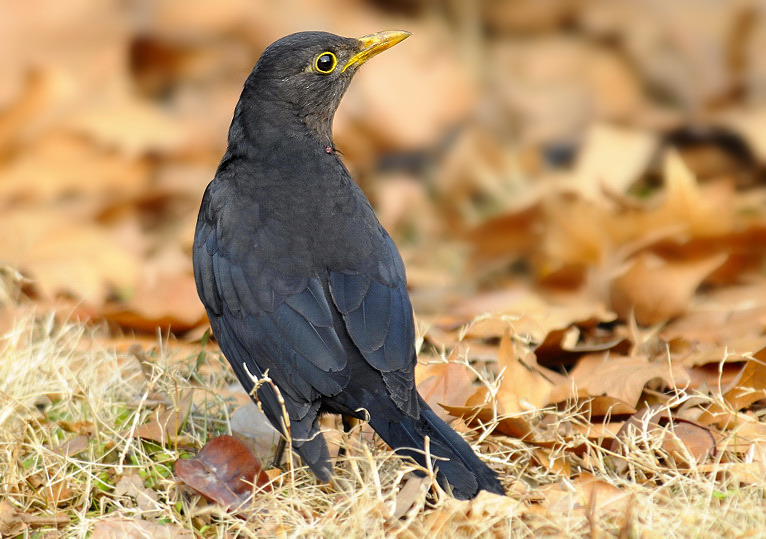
[0,500,69,536]
[609,251,726,326]
[610,406,716,471]
[531,448,571,477]
[134,392,193,445]
[573,123,658,200]
[174,435,272,510]
[440,395,534,440]
[0,501,25,537]
[698,357,766,427]
[550,354,689,408]
[696,462,766,486]
[494,330,553,414]
[551,394,636,418]
[230,401,282,465]
[417,355,477,423]
[392,475,429,520]
[114,473,160,515]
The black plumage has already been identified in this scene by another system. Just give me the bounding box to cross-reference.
[192,30,503,499]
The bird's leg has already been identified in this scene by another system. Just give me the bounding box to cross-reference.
[271,436,287,469]
[338,416,360,458]
[342,415,359,434]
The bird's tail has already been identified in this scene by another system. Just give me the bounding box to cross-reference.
[366,395,503,500]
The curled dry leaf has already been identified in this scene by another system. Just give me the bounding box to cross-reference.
[698,356,766,428]
[174,435,272,511]
[439,330,550,439]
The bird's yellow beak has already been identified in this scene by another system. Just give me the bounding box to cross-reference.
[342,30,411,73]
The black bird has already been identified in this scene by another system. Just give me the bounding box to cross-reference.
[193,30,503,500]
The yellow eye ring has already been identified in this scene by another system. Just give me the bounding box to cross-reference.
[314,52,337,74]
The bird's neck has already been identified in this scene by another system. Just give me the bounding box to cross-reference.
[227,90,335,158]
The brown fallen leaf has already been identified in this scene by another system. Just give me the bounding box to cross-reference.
[661,420,717,465]
[531,448,571,477]
[717,419,766,455]
[26,472,76,508]
[417,353,477,423]
[174,435,272,511]
[133,391,193,445]
[536,471,631,517]
[0,500,69,536]
[52,433,90,458]
[549,353,689,408]
[441,391,534,440]
[696,462,766,486]
[698,357,766,428]
[551,393,637,419]
[438,330,551,439]
[494,330,553,414]
[0,500,26,536]
[465,489,519,520]
[609,406,716,472]
[114,473,160,515]
[609,251,727,326]
[392,475,429,520]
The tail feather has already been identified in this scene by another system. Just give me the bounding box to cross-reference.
[367,395,503,499]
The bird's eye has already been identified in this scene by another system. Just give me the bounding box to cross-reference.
[314,52,337,74]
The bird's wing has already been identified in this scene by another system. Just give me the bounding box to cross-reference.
[329,234,419,417]
[193,185,350,425]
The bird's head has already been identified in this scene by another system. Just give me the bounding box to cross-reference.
[238,30,410,143]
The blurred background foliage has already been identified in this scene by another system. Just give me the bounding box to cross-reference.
[2,0,766,337]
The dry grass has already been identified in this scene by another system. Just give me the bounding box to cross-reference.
[1,311,765,538]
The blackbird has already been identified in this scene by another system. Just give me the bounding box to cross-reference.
[193,30,503,500]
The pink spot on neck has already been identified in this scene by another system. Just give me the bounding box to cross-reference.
[325,146,333,154]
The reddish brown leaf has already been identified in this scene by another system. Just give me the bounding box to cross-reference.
[174,435,272,510]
